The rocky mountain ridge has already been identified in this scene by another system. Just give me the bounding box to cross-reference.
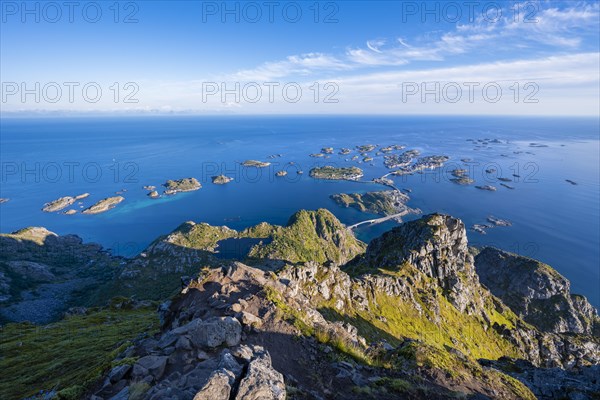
[1,211,599,399]
[93,213,600,399]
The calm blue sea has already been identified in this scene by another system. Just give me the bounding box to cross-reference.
[1,116,598,306]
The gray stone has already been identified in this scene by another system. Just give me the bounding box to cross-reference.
[188,317,242,348]
[132,355,168,380]
[231,344,254,361]
[175,335,193,351]
[193,369,235,400]
[236,349,286,400]
[108,364,131,383]
[240,311,262,327]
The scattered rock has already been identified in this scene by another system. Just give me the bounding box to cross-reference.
[309,166,363,180]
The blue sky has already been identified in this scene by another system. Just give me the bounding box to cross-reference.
[1,0,599,115]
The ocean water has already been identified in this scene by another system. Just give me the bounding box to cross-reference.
[1,116,598,306]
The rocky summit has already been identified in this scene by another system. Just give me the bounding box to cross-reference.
[0,211,598,400]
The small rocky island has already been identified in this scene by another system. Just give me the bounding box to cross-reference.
[241,160,271,167]
[275,171,287,177]
[450,169,474,185]
[471,216,512,234]
[42,193,90,213]
[356,144,376,152]
[82,196,124,214]
[331,190,412,216]
[0,198,9,204]
[475,185,497,191]
[309,165,364,180]
[143,185,160,198]
[321,147,334,154]
[487,216,512,226]
[163,178,202,195]
[381,144,405,153]
[384,149,420,169]
[42,197,75,212]
[211,175,234,185]
[392,155,449,176]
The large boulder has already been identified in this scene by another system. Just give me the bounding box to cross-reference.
[132,355,168,380]
[169,316,242,349]
[190,317,242,348]
[193,369,236,400]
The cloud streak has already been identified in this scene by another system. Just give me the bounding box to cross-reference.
[228,2,599,81]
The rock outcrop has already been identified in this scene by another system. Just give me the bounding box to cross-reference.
[2,211,599,399]
[475,247,600,335]
[360,214,487,315]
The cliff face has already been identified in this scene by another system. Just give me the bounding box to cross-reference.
[475,247,600,335]
[360,214,486,315]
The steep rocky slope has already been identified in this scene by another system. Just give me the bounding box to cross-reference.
[475,247,600,335]
[1,211,598,399]
[0,227,119,323]
[90,213,598,399]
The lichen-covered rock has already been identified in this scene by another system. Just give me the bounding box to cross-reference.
[188,317,242,348]
[235,349,286,400]
[193,369,236,400]
[362,213,485,314]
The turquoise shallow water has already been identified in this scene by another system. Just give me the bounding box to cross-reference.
[1,115,598,306]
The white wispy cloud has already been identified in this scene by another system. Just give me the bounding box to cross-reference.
[346,2,600,67]
[225,2,599,81]
[232,53,350,81]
